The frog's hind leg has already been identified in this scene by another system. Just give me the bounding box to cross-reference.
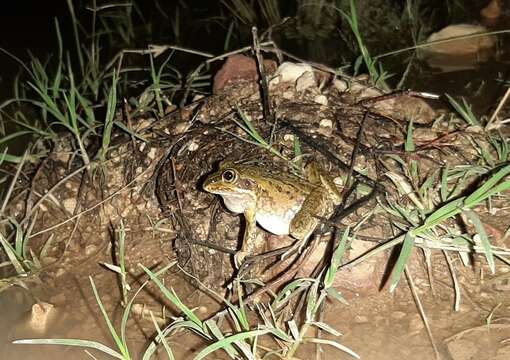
[305,162,343,205]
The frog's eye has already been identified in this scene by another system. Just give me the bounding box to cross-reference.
[222,169,237,183]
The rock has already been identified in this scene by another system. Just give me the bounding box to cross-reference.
[481,0,502,21]
[270,62,316,89]
[354,315,369,323]
[295,71,316,92]
[420,24,496,71]
[26,302,58,334]
[314,94,328,105]
[282,90,294,99]
[319,119,333,128]
[423,24,496,56]
[373,95,436,124]
[63,198,77,214]
[333,79,348,92]
[213,54,277,93]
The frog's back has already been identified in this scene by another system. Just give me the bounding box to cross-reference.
[237,165,311,235]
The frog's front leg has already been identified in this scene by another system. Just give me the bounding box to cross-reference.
[234,207,257,268]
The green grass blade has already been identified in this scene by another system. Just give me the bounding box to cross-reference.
[150,312,175,360]
[13,339,124,359]
[140,265,203,328]
[205,319,239,358]
[389,232,415,292]
[463,209,495,273]
[324,227,350,288]
[405,118,415,152]
[464,165,510,206]
[89,277,130,359]
[114,121,147,142]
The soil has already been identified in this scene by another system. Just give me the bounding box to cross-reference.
[1,57,510,360]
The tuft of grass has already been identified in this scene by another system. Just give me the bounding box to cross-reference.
[223,106,288,161]
[445,94,480,127]
[338,0,390,90]
[379,164,510,292]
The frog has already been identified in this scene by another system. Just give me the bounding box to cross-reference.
[202,160,342,267]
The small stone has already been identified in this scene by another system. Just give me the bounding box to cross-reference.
[283,134,294,142]
[333,176,343,186]
[188,140,199,152]
[314,95,328,105]
[319,119,333,128]
[85,244,98,256]
[391,311,407,320]
[147,147,157,159]
[282,90,294,99]
[63,198,76,214]
[333,79,348,92]
[269,62,315,88]
[27,302,57,334]
[354,315,369,323]
[481,0,502,21]
[296,71,316,92]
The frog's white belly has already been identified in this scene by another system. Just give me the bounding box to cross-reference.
[221,193,302,236]
[256,206,301,236]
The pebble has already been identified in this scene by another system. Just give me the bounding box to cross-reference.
[282,91,294,99]
[63,198,77,213]
[319,119,333,128]
[85,244,98,256]
[333,79,348,92]
[295,71,316,92]
[354,315,369,323]
[314,95,328,105]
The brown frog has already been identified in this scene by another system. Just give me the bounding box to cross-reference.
[203,161,342,266]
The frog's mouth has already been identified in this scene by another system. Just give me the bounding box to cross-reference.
[203,182,250,196]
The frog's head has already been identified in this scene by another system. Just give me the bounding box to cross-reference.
[203,161,257,197]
